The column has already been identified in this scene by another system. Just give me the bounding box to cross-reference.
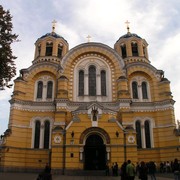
[40,121,44,149]
[84,74,88,95]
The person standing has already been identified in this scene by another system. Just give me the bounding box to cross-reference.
[138,161,148,180]
[114,162,119,176]
[120,161,127,180]
[105,162,110,176]
[172,158,180,180]
[126,160,135,180]
[148,161,156,180]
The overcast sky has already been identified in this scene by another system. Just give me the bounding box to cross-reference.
[1,0,180,134]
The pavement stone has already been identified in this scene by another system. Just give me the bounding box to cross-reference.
[0,172,175,180]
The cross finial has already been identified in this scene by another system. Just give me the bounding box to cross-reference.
[86,35,91,42]
[52,20,57,33]
[125,20,130,34]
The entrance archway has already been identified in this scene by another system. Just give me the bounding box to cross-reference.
[84,134,106,170]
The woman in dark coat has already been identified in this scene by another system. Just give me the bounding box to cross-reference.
[139,161,148,180]
[120,161,127,180]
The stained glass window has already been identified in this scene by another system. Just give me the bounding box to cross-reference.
[79,70,84,96]
[136,121,142,148]
[142,82,148,99]
[45,42,53,56]
[132,81,138,99]
[145,120,151,148]
[37,81,43,98]
[34,121,40,148]
[121,44,127,58]
[101,70,106,96]
[44,121,50,149]
[47,81,53,98]
[89,65,96,96]
[131,42,138,56]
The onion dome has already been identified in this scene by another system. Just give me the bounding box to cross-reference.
[33,20,69,63]
[114,21,149,63]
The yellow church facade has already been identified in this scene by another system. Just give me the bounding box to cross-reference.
[0,25,179,174]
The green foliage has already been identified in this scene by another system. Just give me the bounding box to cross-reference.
[0,5,18,89]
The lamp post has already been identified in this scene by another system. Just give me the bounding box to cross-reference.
[123,131,127,162]
[62,128,66,175]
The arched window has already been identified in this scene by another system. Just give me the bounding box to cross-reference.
[37,81,43,98]
[135,121,142,148]
[142,82,148,99]
[34,121,41,148]
[79,70,84,96]
[44,121,50,149]
[47,81,53,98]
[58,44,63,58]
[131,42,138,56]
[45,42,53,56]
[89,65,96,96]
[143,46,146,57]
[38,44,41,57]
[121,44,127,58]
[101,70,106,96]
[132,81,138,99]
[145,120,151,148]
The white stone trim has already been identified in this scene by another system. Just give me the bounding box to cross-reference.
[133,117,154,148]
[34,75,55,101]
[73,56,112,102]
[31,117,54,149]
[130,76,151,102]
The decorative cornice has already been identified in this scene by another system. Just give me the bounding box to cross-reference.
[124,56,150,64]
[130,99,175,112]
[10,99,55,112]
[32,56,61,65]
[62,42,125,70]
[9,98,175,113]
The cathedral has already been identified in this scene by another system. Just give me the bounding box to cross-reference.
[0,22,179,174]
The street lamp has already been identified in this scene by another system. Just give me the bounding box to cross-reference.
[123,131,127,162]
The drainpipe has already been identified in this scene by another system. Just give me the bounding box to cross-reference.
[123,131,127,162]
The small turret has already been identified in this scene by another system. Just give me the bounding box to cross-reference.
[33,20,69,65]
[114,21,149,64]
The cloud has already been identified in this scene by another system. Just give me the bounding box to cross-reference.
[1,0,180,134]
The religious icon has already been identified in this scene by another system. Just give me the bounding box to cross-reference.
[91,106,98,121]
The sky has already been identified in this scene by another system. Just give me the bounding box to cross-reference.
[0,0,180,134]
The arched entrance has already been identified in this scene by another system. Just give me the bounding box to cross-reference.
[84,134,106,170]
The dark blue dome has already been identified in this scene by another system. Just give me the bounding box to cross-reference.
[39,32,62,39]
[120,33,141,39]
[117,33,142,42]
[36,32,68,43]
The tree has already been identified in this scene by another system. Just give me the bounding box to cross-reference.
[0,5,18,90]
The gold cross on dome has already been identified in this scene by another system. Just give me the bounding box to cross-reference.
[125,20,130,33]
[52,20,57,33]
[87,35,91,42]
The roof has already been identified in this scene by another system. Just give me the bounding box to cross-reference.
[116,32,142,42]
[36,32,68,43]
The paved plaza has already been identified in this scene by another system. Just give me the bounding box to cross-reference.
[0,172,175,180]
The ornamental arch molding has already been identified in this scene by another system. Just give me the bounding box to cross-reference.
[79,127,110,145]
[126,63,162,81]
[61,42,125,73]
[21,64,58,81]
